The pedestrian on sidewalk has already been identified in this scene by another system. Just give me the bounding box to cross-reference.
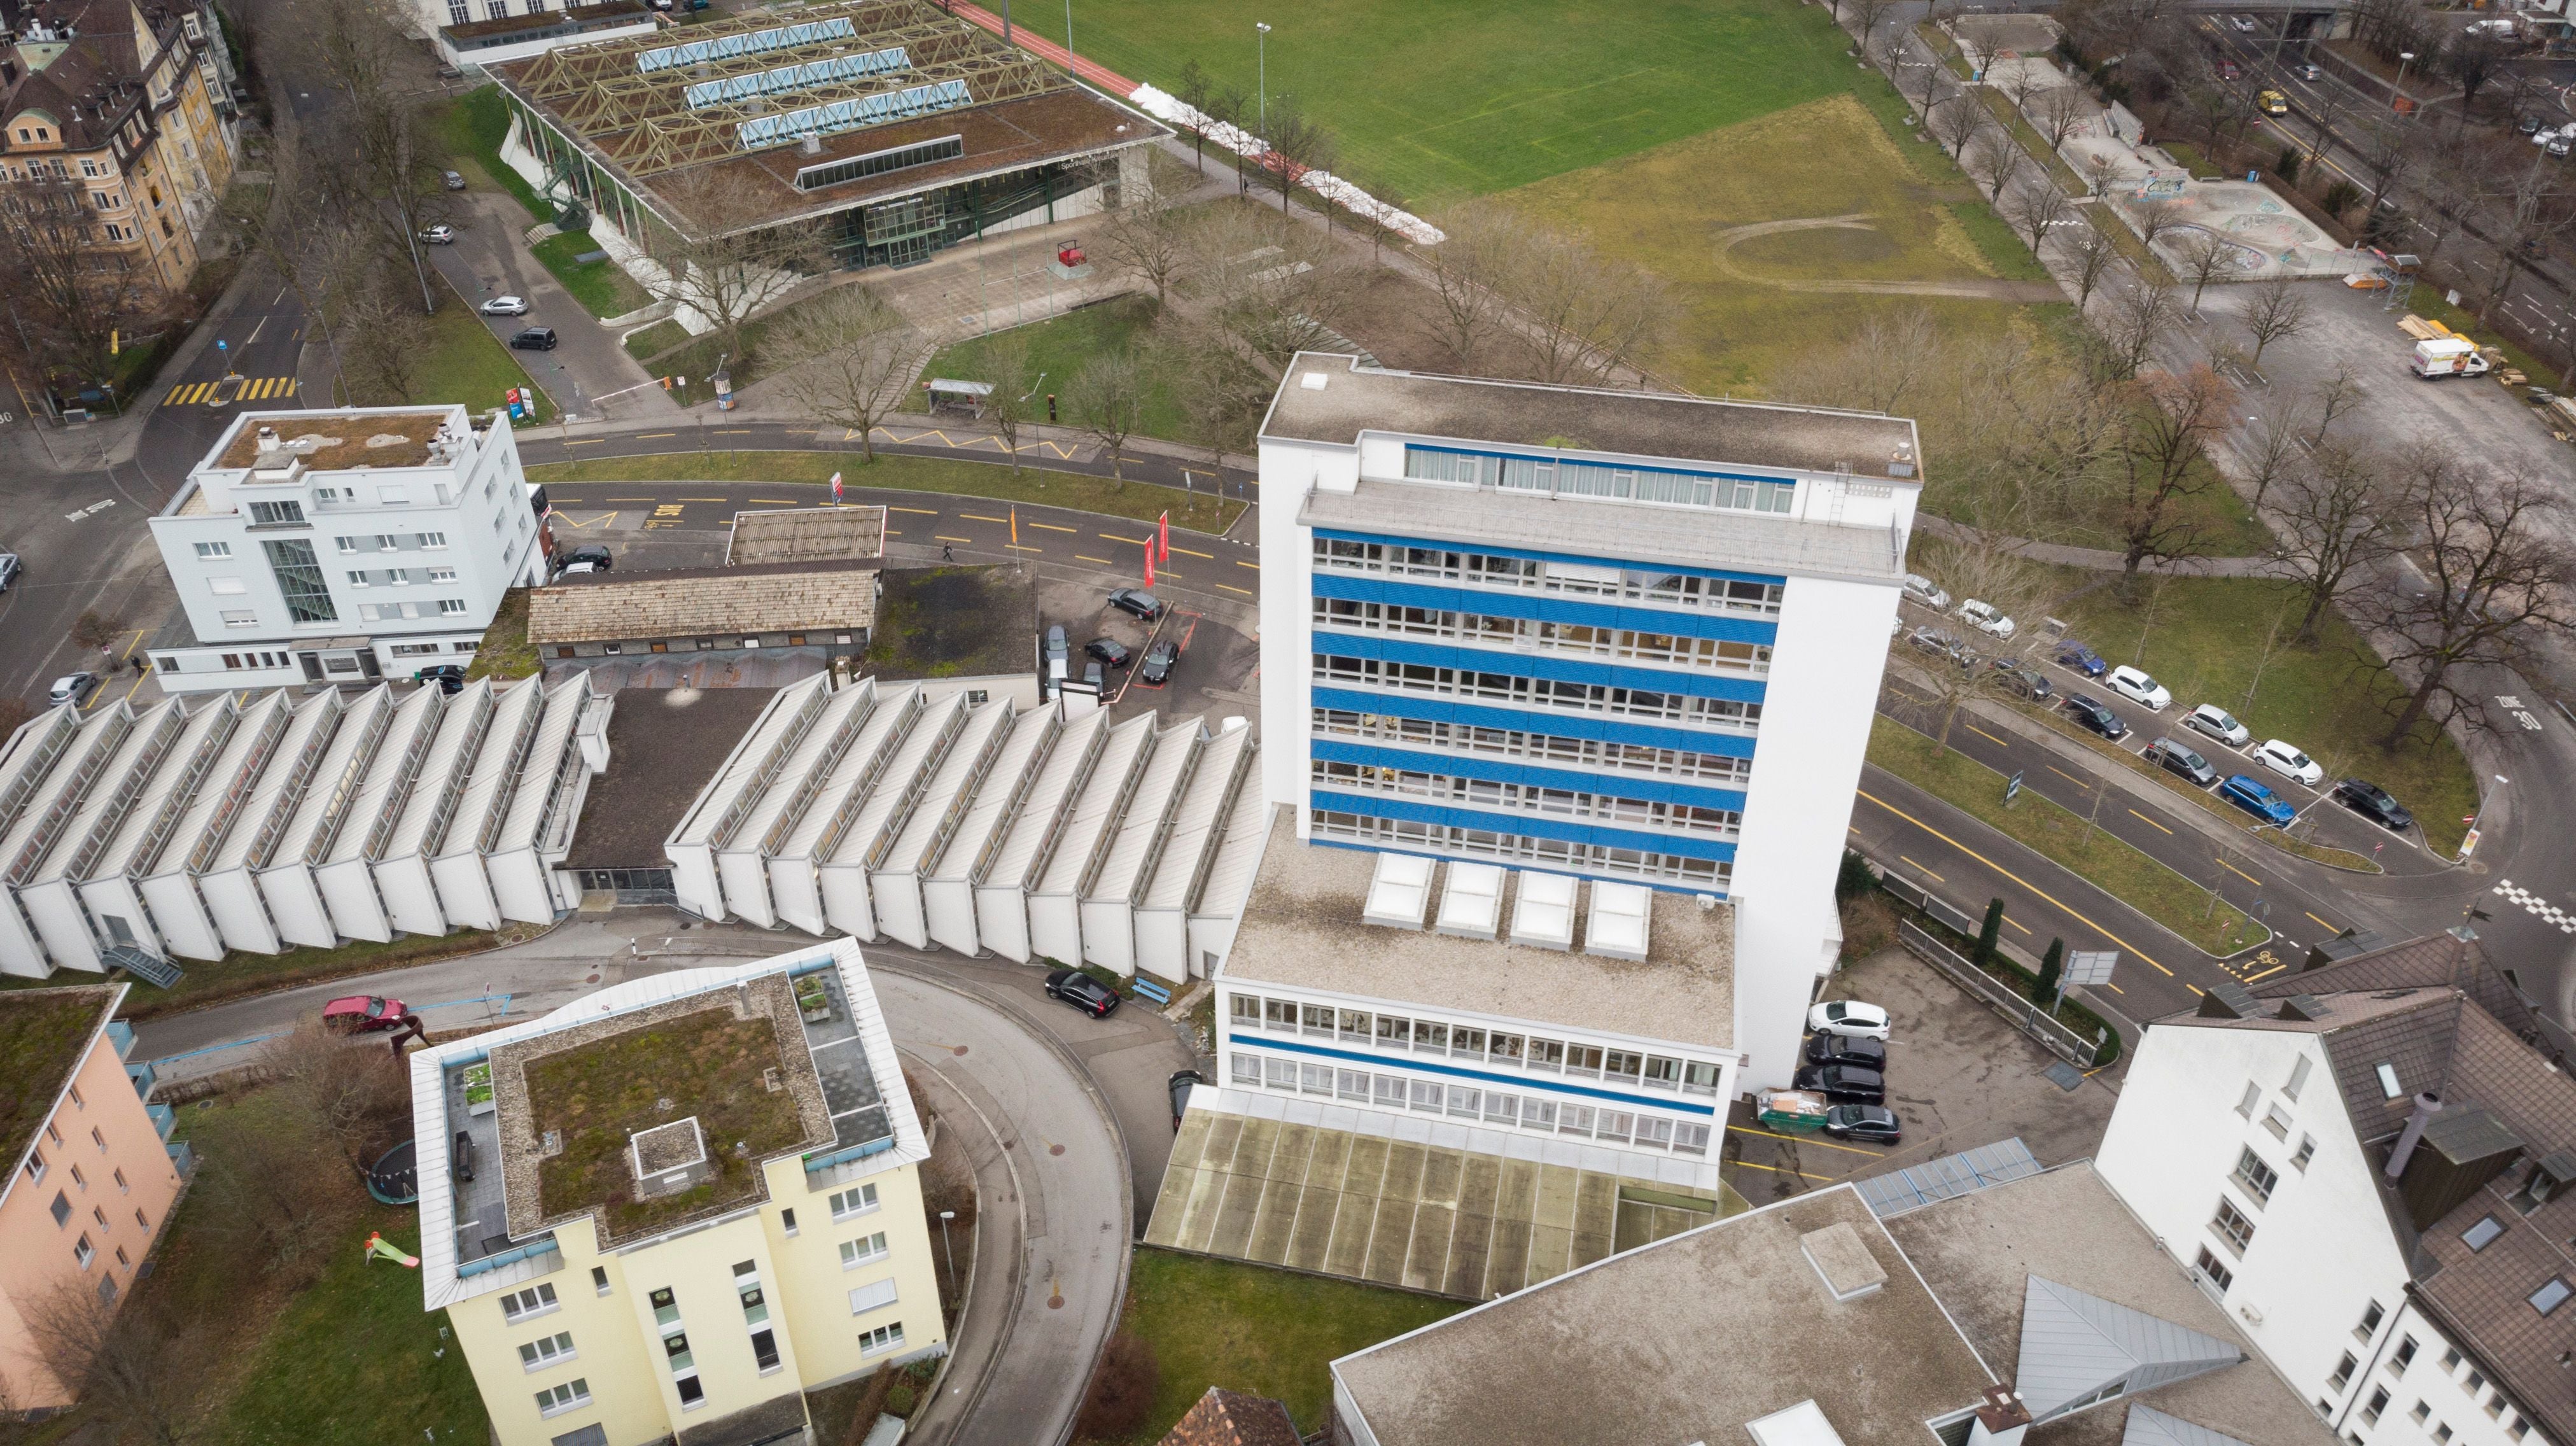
[941,542,955,561]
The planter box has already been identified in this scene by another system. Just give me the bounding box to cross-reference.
[463,1062,496,1116]
[794,975,832,1022]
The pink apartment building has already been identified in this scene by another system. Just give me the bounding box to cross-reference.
[0,985,188,1413]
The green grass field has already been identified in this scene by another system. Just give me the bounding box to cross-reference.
[1011,0,1860,204]
[531,230,652,319]
[921,295,1186,443]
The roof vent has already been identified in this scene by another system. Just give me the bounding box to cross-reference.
[2277,993,2328,1021]
[1360,852,1434,930]
[2385,1092,2443,1181]
[1798,1221,1886,1302]
[2514,1150,2576,1215]
[1432,860,1502,940]
[800,131,821,154]
[252,425,283,467]
[1887,443,1915,479]
[1299,371,1329,391]
[2195,980,2260,1020]
[628,1116,710,1199]
[1584,880,1651,961]
[1747,1401,1848,1446]
[1509,871,1576,951]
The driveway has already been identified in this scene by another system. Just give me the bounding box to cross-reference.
[424,189,669,424]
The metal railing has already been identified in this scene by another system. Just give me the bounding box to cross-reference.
[1896,922,2105,1068]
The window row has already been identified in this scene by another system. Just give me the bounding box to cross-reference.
[218,650,292,671]
[1229,992,1723,1093]
[1311,809,1730,886]
[1399,446,1800,517]
[358,600,470,622]
[1313,708,1751,783]
[335,531,449,554]
[347,567,458,587]
[1313,597,1771,675]
[1312,537,1784,616]
[1315,654,1762,734]
[1231,1051,1712,1154]
[1312,759,1741,839]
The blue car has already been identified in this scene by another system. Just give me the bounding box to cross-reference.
[2219,774,2297,827]
[2057,641,2108,678]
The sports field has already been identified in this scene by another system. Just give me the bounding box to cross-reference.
[1010,0,1861,203]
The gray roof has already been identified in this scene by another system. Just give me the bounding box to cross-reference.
[2123,1405,2256,1446]
[2017,1277,2242,1419]
[1263,353,1924,482]
[1298,478,1904,585]
[529,560,880,645]
[724,505,886,565]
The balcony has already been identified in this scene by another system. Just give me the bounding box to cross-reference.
[127,1058,156,1101]
[105,1019,136,1058]
[165,1139,194,1176]
[147,1102,176,1141]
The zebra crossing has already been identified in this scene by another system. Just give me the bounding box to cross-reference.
[162,375,298,407]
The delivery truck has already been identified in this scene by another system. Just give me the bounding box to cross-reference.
[2412,337,2492,379]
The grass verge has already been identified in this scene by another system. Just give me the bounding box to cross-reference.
[466,586,540,683]
[528,451,1245,531]
[624,318,690,369]
[1868,715,2267,955]
[1093,1249,1466,1443]
[2055,577,2479,856]
[1975,88,2089,197]
[393,288,553,423]
[530,230,651,319]
[2083,202,2176,286]
[440,85,549,222]
[0,928,521,1018]
[922,295,1187,443]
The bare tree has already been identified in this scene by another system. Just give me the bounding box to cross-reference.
[2440,30,2516,121]
[648,169,829,364]
[2065,222,2123,311]
[293,0,449,314]
[2036,87,2090,151]
[2477,142,2576,326]
[2353,116,2414,218]
[1903,537,2056,756]
[1171,59,1220,172]
[0,175,154,389]
[1256,101,1335,217]
[2307,362,2363,447]
[1494,225,1669,387]
[2236,274,2312,370]
[1179,207,1364,368]
[2232,405,2304,512]
[1779,307,1940,416]
[2111,365,2237,584]
[1093,150,1196,304]
[1065,351,1148,479]
[2101,277,2183,381]
[1971,134,2026,204]
[772,284,923,463]
[1932,92,1994,163]
[2008,182,2075,255]
[2173,231,2239,312]
[1424,199,1519,370]
[2267,443,2404,643]
[18,1282,204,1446]
[976,329,1037,471]
[1846,0,1901,53]
[2130,197,2181,255]
[260,1017,413,1169]
[2367,468,2575,747]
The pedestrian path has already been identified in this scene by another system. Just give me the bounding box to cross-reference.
[163,376,298,407]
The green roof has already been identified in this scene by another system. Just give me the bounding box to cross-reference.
[0,987,117,1184]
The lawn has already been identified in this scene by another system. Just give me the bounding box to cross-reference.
[528,451,1244,531]
[921,295,1187,443]
[466,587,539,683]
[531,230,652,319]
[624,318,690,370]
[440,84,549,223]
[377,289,555,423]
[1004,0,1861,205]
[1868,715,2267,956]
[2055,577,2481,856]
[1091,1250,1464,1443]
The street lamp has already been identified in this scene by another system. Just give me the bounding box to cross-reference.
[2393,51,2416,115]
[936,1209,957,1299]
[1256,22,1271,132]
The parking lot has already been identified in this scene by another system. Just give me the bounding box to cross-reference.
[1036,573,1260,726]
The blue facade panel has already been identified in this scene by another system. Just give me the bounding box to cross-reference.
[1310,789,1740,864]
[1313,631,1768,704]
[1311,738,1748,813]
[1313,529,1788,588]
[1227,1032,1720,1116]
[1310,572,1779,646]
[1308,687,1759,759]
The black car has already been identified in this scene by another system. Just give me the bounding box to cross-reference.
[1792,1063,1886,1104]
[2143,738,2217,787]
[2062,694,2127,740]
[1106,587,1162,621]
[1139,639,1179,685]
[1168,1069,1204,1129]
[1821,1104,1902,1146]
[508,326,558,351]
[1044,968,1119,1018]
[1989,660,2051,701]
[414,664,466,695]
[1802,1034,1889,1070]
[2334,778,2414,832]
[557,544,612,573]
[1084,638,1133,668]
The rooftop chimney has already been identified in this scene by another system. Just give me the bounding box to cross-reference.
[2385,1092,2444,1181]
[251,425,283,468]
[1966,1386,2031,1446]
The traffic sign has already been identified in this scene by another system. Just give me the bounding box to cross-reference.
[2005,769,2024,804]
[2064,950,2118,987]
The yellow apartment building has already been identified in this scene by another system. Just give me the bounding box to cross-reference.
[410,941,948,1446]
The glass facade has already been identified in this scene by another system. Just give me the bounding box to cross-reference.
[261,538,337,624]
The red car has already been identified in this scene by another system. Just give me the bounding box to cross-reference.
[323,994,409,1032]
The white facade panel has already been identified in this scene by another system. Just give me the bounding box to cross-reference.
[260,685,394,948]
[376,678,494,937]
[925,708,1058,958]
[488,678,596,924]
[18,701,187,972]
[317,685,444,942]
[1081,718,1202,977]
[666,676,828,922]
[769,682,917,937]
[715,679,874,929]
[1137,724,1254,981]
[974,708,1107,965]
[435,677,544,931]
[871,701,1012,950]
[78,696,240,962]
[820,694,965,941]
[1030,713,1157,967]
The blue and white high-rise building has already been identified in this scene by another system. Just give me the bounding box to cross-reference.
[1252,354,1921,1087]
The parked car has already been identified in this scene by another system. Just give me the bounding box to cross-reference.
[2055,640,2108,678]
[2229,13,2257,31]
[2253,738,2323,787]
[479,295,529,316]
[1989,659,2052,701]
[1106,587,1162,621]
[1956,599,2015,639]
[2520,113,2547,136]
[442,169,466,190]
[1907,626,1977,671]
[46,673,97,707]
[1043,968,1119,1018]
[2143,738,2218,787]
[2219,774,2297,827]
[1084,638,1133,668]
[2215,58,2240,80]
[1809,999,1891,1040]
[557,559,603,577]
[1902,573,1952,610]
[557,544,612,573]
[1820,1104,1903,1146]
[2062,694,2128,740]
[2256,88,2290,115]
[2106,664,2172,710]
[2183,703,2251,747]
[1167,1069,1204,1129]
[0,553,20,591]
[1803,1034,1889,1070]
[1792,1063,1887,1105]
[509,326,558,351]
[2333,778,2414,832]
[416,664,466,695]
[1043,625,1069,672]
[419,224,456,244]
[1139,639,1179,685]
[322,994,410,1032]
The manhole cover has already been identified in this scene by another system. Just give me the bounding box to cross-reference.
[951,1044,969,1056]
[1048,1293,1065,1309]
[2043,1062,2085,1092]
[1049,1143,1065,1156]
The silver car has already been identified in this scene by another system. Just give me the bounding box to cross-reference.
[2183,703,2250,747]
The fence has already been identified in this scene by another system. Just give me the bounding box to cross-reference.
[1896,921,2106,1069]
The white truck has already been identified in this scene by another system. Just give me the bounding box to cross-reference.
[2412,337,2491,379]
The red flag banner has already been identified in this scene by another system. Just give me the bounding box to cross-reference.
[1144,545,1156,589]
[1158,510,1171,563]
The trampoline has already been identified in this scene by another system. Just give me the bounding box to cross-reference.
[367,1139,419,1205]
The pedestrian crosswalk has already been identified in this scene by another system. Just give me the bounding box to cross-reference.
[162,376,298,406]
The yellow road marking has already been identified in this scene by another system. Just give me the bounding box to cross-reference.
[1898,855,1945,882]
[1725,1158,1839,1181]
[1237,559,1260,570]
[1006,544,1044,553]
[890,506,939,516]
[1858,788,2176,976]
[637,432,675,439]
[564,440,601,446]
[935,535,974,544]
[1726,1124,1883,1157]
[2005,916,2032,935]
[1030,522,1075,533]
[1216,584,1254,597]
[2243,964,2286,983]
[1077,554,1112,565]
[1100,533,1147,544]
[1170,546,1212,559]
[2221,860,2261,887]
[679,496,728,502]
[751,498,799,504]
[1966,723,2008,746]
[2047,766,2090,789]
[713,428,752,434]
[606,496,655,502]
[960,513,1008,523]
[2129,810,2172,835]
[2305,910,2338,932]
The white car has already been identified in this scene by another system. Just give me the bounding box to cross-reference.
[2107,665,2172,711]
[46,673,97,707]
[1956,599,2015,639]
[479,295,529,316]
[2254,738,2323,787]
[419,224,456,244]
[1809,999,1891,1041]
[1903,573,1951,610]
[2183,703,2250,747]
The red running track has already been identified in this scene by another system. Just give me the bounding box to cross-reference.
[944,0,1142,95]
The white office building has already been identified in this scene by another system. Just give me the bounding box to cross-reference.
[145,405,551,695]
[2096,934,2573,1446]
[1255,354,1919,1088]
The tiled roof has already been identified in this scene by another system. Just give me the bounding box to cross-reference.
[1158,1387,1303,1446]
[724,505,885,565]
[527,560,879,644]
